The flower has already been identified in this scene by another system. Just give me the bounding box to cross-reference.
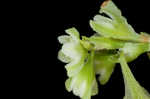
[58,28,87,77]
[90,1,141,42]
[58,28,98,99]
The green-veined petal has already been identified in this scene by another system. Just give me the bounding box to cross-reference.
[58,35,71,44]
[120,42,149,62]
[94,50,118,85]
[58,27,87,77]
[119,52,150,99]
[65,52,98,99]
[58,50,71,63]
[90,1,141,42]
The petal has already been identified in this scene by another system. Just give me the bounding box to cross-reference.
[93,15,114,29]
[58,50,71,63]
[120,52,150,99]
[90,1,141,42]
[120,42,149,62]
[62,42,87,77]
[58,35,70,44]
[65,27,80,42]
[65,52,98,99]
[65,78,72,92]
[91,79,98,96]
[58,28,88,77]
[94,50,118,85]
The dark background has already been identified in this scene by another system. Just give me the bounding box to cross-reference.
[15,0,150,98]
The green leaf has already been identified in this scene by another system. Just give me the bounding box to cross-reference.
[119,52,150,99]
[90,1,141,42]
[65,52,98,99]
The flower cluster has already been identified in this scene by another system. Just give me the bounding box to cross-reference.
[58,0,150,99]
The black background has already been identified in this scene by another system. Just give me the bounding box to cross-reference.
[15,0,150,98]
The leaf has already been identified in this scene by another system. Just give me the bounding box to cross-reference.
[65,52,98,99]
[119,52,150,99]
[90,1,141,42]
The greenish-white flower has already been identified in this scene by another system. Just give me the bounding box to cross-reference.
[90,0,142,42]
[58,28,87,77]
[58,28,98,99]
[57,1,150,99]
